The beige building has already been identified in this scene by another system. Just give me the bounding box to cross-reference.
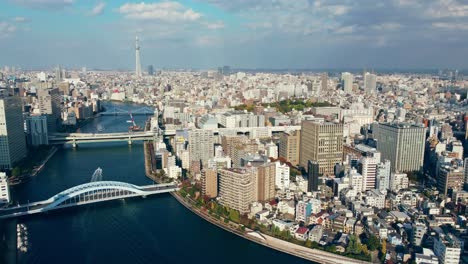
[279,130,301,165]
[300,121,343,176]
[257,163,276,202]
[218,168,255,214]
[201,169,218,198]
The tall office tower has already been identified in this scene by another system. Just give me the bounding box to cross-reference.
[135,36,142,77]
[341,72,354,93]
[321,73,328,92]
[307,160,319,192]
[25,115,49,146]
[218,168,255,213]
[358,154,380,191]
[374,123,426,173]
[188,129,214,168]
[37,88,62,133]
[376,160,391,193]
[0,172,10,204]
[147,65,154,76]
[257,163,276,202]
[201,169,218,198]
[437,165,464,195]
[364,72,377,94]
[464,158,468,191]
[55,66,62,82]
[279,130,301,165]
[0,97,27,170]
[300,121,343,176]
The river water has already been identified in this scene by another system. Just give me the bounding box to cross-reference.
[1,102,311,264]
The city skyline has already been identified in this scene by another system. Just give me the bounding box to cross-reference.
[0,0,468,70]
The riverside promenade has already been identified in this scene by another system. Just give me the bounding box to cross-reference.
[171,192,371,264]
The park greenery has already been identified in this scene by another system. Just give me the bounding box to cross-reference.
[234,99,333,114]
[11,145,53,177]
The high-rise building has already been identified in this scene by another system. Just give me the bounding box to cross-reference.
[376,160,391,193]
[374,123,426,172]
[25,115,49,146]
[275,162,290,190]
[188,129,214,168]
[307,160,319,192]
[358,154,380,191]
[321,73,328,92]
[257,163,276,202]
[364,72,377,94]
[300,121,343,176]
[218,168,255,214]
[341,72,354,93]
[279,130,301,165]
[437,165,464,195]
[0,172,10,204]
[135,36,142,77]
[0,97,27,169]
[201,169,218,198]
[148,65,154,76]
[37,88,61,133]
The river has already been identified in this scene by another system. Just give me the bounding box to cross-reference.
[1,102,311,264]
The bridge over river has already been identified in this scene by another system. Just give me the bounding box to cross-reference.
[0,181,179,219]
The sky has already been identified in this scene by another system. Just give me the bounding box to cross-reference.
[0,0,468,70]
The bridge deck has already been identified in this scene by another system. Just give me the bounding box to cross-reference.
[0,184,178,219]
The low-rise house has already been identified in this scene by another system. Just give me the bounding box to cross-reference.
[308,225,323,242]
[294,226,309,241]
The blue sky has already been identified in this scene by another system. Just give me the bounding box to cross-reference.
[1,0,468,70]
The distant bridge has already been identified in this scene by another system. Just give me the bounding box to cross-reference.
[0,181,179,219]
[49,131,157,147]
[97,106,155,116]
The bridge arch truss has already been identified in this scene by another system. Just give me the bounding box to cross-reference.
[43,181,150,210]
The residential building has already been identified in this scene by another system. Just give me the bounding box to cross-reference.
[218,168,255,214]
[257,163,276,202]
[342,72,354,93]
[437,165,464,195]
[201,169,218,198]
[433,232,462,264]
[0,172,10,204]
[275,162,290,190]
[188,129,214,167]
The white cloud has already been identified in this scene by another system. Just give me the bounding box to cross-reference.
[372,23,402,31]
[89,2,106,16]
[0,21,17,38]
[118,1,202,22]
[205,21,224,30]
[9,0,75,9]
[14,17,28,22]
[433,22,468,30]
[425,0,468,18]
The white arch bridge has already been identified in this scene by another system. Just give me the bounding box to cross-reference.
[0,181,179,219]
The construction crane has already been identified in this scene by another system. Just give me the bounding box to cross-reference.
[127,112,142,131]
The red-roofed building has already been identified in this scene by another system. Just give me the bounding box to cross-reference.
[294,226,310,241]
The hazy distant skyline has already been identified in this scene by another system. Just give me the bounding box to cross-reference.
[1,0,468,70]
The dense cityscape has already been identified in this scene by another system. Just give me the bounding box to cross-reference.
[0,61,466,263]
[1,0,468,264]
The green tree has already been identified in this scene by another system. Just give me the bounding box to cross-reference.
[12,167,21,177]
[367,235,381,251]
[347,234,362,254]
